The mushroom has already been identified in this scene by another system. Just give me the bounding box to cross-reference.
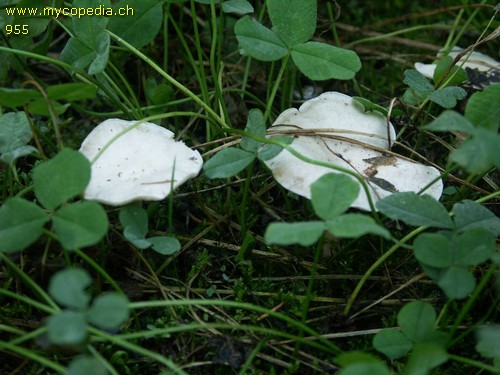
[415,46,500,81]
[79,119,203,206]
[263,92,443,211]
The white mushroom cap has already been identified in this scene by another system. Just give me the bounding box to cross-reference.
[79,119,203,206]
[415,46,500,79]
[264,92,443,211]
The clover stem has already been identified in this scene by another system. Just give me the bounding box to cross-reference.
[73,248,124,295]
[264,54,291,122]
[448,264,497,341]
[0,341,65,373]
[0,253,59,312]
[88,327,188,374]
[107,30,229,130]
[343,225,428,315]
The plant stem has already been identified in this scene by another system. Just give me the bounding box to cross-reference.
[163,3,170,72]
[224,128,383,218]
[167,9,207,100]
[129,299,342,354]
[449,0,488,48]
[101,322,333,353]
[448,264,496,341]
[0,340,66,373]
[343,225,428,315]
[443,9,464,51]
[0,253,59,312]
[0,45,132,116]
[0,288,55,314]
[475,189,500,204]
[88,326,188,374]
[348,24,453,47]
[22,80,63,150]
[239,159,255,236]
[448,353,499,373]
[189,0,215,140]
[73,248,124,294]
[239,339,267,375]
[106,31,228,130]
[294,236,324,357]
[264,54,290,122]
[8,326,47,346]
[240,57,253,100]
[274,138,382,219]
[105,64,143,118]
[209,1,229,126]
[345,188,500,316]
[88,344,120,375]
[326,2,341,46]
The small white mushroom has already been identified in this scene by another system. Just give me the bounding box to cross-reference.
[415,46,500,79]
[264,92,443,211]
[79,119,203,206]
